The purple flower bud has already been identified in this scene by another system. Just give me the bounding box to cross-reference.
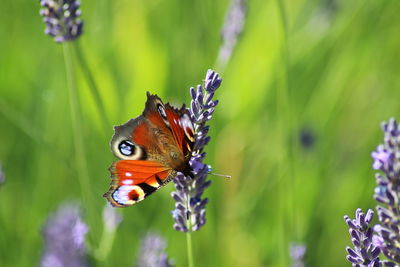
[360,248,368,260]
[376,206,392,222]
[366,227,374,239]
[371,259,382,267]
[191,100,199,117]
[352,238,361,248]
[346,247,359,258]
[383,261,396,267]
[372,146,391,170]
[349,256,361,265]
[171,192,183,203]
[190,87,196,100]
[365,209,374,224]
[359,213,366,227]
[344,209,380,266]
[206,100,219,108]
[371,246,381,259]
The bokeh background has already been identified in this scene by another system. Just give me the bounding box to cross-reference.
[1,0,400,266]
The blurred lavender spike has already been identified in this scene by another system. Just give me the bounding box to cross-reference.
[39,0,84,43]
[171,69,222,232]
[344,209,381,267]
[41,203,89,267]
[299,127,316,150]
[0,163,5,186]
[217,0,247,69]
[102,204,122,232]
[371,118,400,265]
[290,243,306,267]
[136,232,172,267]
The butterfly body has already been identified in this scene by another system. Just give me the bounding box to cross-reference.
[104,93,194,207]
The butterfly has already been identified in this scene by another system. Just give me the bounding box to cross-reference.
[103,92,195,207]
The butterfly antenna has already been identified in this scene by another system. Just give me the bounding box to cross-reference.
[209,172,231,179]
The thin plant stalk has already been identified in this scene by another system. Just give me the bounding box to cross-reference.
[186,195,194,267]
[94,204,122,261]
[186,231,194,267]
[0,98,42,142]
[94,226,116,260]
[62,42,96,240]
[214,0,247,74]
[74,42,110,131]
[0,98,71,168]
[276,0,295,265]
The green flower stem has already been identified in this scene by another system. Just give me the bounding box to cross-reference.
[186,231,194,267]
[276,0,295,265]
[74,41,110,132]
[0,98,70,167]
[62,42,96,240]
[94,227,116,261]
[186,195,194,267]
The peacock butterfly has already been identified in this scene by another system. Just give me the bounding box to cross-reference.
[103,92,195,207]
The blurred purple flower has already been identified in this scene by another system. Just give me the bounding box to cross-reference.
[344,209,381,267]
[39,0,83,43]
[102,204,122,232]
[370,118,400,265]
[136,232,171,267]
[290,243,306,267]
[371,145,391,171]
[217,0,247,68]
[299,127,316,149]
[0,163,5,185]
[171,70,222,232]
[41,203,89,267]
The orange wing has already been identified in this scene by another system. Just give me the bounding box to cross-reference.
[103,160,176,207]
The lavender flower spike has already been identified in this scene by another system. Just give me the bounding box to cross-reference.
[371,118,400,265]
[39,0,83,43]
[171,69,222,232]
[41,203,89,267]
[102,203,122,232]
[136,232,172,267]
[0,163,5,186]
[344,209,381,267]
[217,0,247,68]
[290,242,306,267]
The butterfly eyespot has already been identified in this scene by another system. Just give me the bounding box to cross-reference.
[112,136,146,160]
[157,103,167,120]
[118,140,135,156]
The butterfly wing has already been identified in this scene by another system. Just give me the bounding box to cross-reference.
[164,103,194,158]
[104,160,176,207]
[104,92,193,207]
[142,93,194,159]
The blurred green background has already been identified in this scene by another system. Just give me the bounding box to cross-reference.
[1,0,400,266]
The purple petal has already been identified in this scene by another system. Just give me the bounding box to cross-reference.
[371,246,381,259]
[346,255,362,264]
